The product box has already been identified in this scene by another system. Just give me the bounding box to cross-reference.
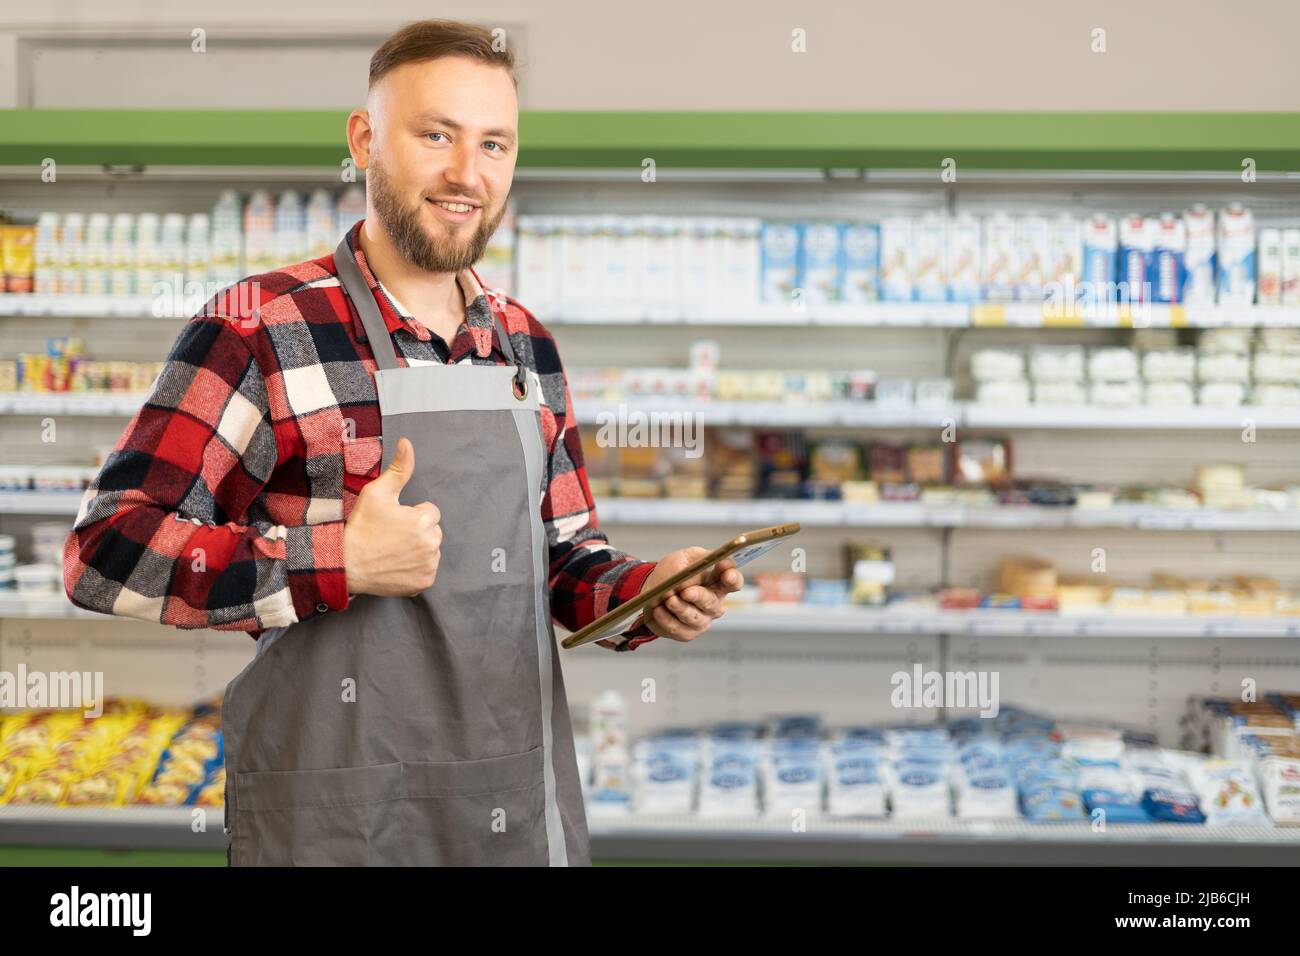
[1282,228,1300,307]
[1117,215,1154,305]
[839,223,881,304]
[912,213,947,302]
[1151,213,1187,304]
[1183,205,1217,305]
[1014,215,1050,301]
[1216,204,1256,305]
[801,222,842,306]
[946,214,981,302]
[981,213,1017,302]
[1044,215,1082,305]
[880,217,913,301]
[1079,214,1117,308]
[1258,227,1283,306]
[760,222,802,304]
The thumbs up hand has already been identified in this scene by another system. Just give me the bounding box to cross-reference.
[343,437,443,597]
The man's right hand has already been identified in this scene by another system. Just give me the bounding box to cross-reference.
[343,436,442,597]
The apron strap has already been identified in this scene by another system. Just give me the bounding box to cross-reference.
[334,234,528,393]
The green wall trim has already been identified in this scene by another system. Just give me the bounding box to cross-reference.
[0,110,1297,171]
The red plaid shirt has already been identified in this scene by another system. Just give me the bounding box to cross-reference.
[63,219,658,651]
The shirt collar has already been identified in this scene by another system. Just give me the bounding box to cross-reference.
[341,218,501,360]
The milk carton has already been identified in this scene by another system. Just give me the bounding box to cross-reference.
[912,213,947,302]
[1014,215,1050,301]
[720,217,762,308]
[1080,214,1117,309]
[839,223,880,303]
[946,214,981,302]
[642,214,681,310]
[1044,215,1082,306]
[981,213,1017,302]
[1257,227,1283,306]
[1151,213,1187,304]
[760,221,802,304]
[514,214,560,313]
[802,222,842,306]
[1216,204,1256,305]
[1183,205,1217,305]
[1282,228,1300,307]
[1117,214,1154,305]
[880,217,913,301]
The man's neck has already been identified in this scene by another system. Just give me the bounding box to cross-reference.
[358,220,465,343]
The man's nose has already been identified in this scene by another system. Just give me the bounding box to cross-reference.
[442,143,482,192]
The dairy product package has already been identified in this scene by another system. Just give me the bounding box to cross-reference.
[1282,228,1300,307]
[1034,381,1086,405]
[946,214,981,302]
[880,217,913,301]
[1029,344,1085,382]
[514,215,560,313]
[1087,347,1139,381]
[801,222,842,307]
[825,754,887,817]
[888,759,952,818]
[971,346,1025,381]
[1117,214,1154,305]
[1216,204,1256,305]
[1089,380,1142,407]
[640,215,680,311]
[1254,384,1300,407]
[1141,346,1196,382]
[760,222,802,304]
[1079,214,1118,309]
[1044,214,1082,305]
[1197,350,1251,384]
[1184,758,1269,825]
[1183,205,1217,305]
[1198,382,1246,407]
[699,744,761,817]
[839,223,880,304]
[1151,213,1187,304]
[764,751,824,819]
[1014,215,1049,301]
[912,214,947,302]
[981,213,1017,302]
[1143,381,1194,406]
[634,735,699,815]
[1257,227,1283,307]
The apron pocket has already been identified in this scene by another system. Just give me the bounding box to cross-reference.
[233,761,404,866]
[393,746,550,866]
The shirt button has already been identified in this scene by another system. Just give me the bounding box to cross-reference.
[316,602,329,613]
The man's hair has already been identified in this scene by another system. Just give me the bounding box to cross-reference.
[369,19,517,89]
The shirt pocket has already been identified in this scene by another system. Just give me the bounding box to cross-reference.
[341,435,383,519]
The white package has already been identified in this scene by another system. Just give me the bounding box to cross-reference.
[1029,344,1085,382]
[954,771,1019,820]
[971,347,1025,381]
[764,756,824,819]
[914,378,955,408]
[1144,382,1195,407]
[1185,758,1270,825]
[1253,385,1300,407]
[1014,215,1050,301]
[976,379,1031,406]
[880,218,914,302]
[1088,347,1139,382]
[1033,381,1086,405]
[1256,755,1300,824]
[1282,228,1300,306]
[887,760,952,819]
[912,213,947,302]
[1199,328,1253,354]
[1198,382,1246,407]
[981,213,1018,302]
[1141,347,1196,383]
[946,214,981,302]
[825,755,888,817]
[1253,351,1300,384]
[1089,380,1142,407]
[1197,351,1251,384]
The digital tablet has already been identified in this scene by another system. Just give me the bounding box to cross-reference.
[560,523,801,650]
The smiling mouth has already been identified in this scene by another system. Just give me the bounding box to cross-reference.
[428,199,480,214]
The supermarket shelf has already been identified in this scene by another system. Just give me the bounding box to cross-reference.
[6,294,1300,330]
[586,814,1300,865]
[0,491,82,514]
[0,393,150,416]
[574,399,958,428]
[597,497,1300,531]
[708,606,1300,639]
[4,591,1296,636]
[3,110,1299,170]
[0,806,1296,864]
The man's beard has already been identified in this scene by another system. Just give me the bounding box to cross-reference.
[368,156,506,274]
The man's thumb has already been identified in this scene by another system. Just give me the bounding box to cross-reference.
[375,436,415,496]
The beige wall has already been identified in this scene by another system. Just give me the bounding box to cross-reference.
[0,0,1297,110]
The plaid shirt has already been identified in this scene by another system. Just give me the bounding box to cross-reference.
[63,219,659,651]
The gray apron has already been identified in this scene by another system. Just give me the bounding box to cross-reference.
[220,237,591,866]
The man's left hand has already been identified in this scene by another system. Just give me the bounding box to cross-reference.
[632,547,745,642]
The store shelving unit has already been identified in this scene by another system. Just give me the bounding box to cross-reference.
[3,109,1300,863]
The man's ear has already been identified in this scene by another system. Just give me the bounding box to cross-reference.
[346,109,373,170]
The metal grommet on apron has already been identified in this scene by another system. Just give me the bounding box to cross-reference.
[220,237,591,866]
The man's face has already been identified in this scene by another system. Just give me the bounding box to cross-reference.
[360,56,518,274]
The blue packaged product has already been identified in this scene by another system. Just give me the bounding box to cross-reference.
[772,714,821,738]
[760,222,803,304]
[1150,213,1187,304]
[1079,214,1117,307]
[1117,215,1154,305]
[802,223,842,306]
[1083,788,1151,823]
[1141,788,1207,824]
[840,223,881,303]
[1021,785,1084,821]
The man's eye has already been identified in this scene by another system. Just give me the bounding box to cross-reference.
[426,132,447,143]
[484,141,506,153]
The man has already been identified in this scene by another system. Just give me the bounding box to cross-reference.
[63,18,743,866]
